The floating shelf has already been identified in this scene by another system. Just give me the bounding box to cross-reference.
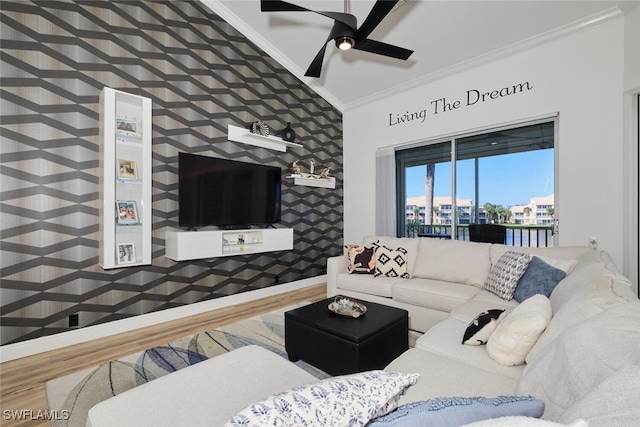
[165,228,294,261]
[286,174,336,189]
[228,124,302,152]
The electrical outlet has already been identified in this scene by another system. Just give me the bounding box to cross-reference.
[69,314,79,328]
[588,236,598,248]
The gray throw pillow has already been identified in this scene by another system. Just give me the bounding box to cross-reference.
[513,256,566,302]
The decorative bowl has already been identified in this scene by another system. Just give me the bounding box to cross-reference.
[328,296,367,318]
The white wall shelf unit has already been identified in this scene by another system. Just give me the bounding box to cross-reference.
[165,228,294,261]
[227,124,302,152]
[99,87,152,269]
[286,174,337,189]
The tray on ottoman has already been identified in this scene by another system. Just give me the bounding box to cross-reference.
[285,297,409,376]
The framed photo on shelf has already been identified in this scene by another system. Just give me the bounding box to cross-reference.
[116,243,136,265]
[116,200,140,225]
[115,115,142,138]
[117,159,137,180]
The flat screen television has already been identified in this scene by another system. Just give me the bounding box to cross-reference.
[178,152,282,228]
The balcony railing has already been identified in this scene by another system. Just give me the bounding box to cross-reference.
[405,224,554,247]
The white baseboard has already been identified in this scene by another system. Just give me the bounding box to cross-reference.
[0,276,326,363]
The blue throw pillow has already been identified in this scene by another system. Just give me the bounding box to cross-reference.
[513,256,566,303]
[367,395,544,426]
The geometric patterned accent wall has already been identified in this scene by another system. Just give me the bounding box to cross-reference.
[0,0,343,345]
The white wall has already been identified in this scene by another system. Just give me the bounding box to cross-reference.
[343,16,627,269]
[622,5,640,292]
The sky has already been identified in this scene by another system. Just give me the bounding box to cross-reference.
[405,149,554,207]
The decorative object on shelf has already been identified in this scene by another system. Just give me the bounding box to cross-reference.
[319,167,331,179]
[328,295,367,318]
[117,159,138,180]
[115,115,142,137]
[116,242,136,265]
[281,122,296,142]
[250,120,270,137]
[286,160,336,188]
[116,200,140,225]
[291,160,301,175]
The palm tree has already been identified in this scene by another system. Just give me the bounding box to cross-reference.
[483,203,497,223]
[432,206,440,224]
[424,164,435,227]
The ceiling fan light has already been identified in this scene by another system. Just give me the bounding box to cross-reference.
[336,36,354,50]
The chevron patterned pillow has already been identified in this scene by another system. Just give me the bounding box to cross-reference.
[513,256,566,302]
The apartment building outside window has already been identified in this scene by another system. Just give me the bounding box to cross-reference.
[397,119,556,242]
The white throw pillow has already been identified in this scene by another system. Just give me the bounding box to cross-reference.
[462,416,587,427]
[226,370,419,427]
[486,294,552,366]
[374,245,411,278]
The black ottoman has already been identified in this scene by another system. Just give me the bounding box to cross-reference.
[285,297,409,376]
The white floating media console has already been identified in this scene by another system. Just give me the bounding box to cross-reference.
[165,228,294,261]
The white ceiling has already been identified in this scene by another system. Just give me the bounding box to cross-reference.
[203,1,638,111]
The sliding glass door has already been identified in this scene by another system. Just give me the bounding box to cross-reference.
[396,119,556,247]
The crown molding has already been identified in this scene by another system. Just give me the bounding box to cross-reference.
[344,6,624,111]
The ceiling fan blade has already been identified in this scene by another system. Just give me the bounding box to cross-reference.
[260,0,307,13]
[261,0,357,29]
[356,0,399,42]
[305,43,330,78]
[353,38,413,60]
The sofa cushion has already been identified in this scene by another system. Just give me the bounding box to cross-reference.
[336,273,403,298]
[415,318,525,380]
[368,395,544,427]
[364,236,420,276]
[513,256,566,303]
[449,292,519,324]
[86,346,317,427]
[462,309,506,346]
[392,278,480,312]
[516,300,640,420]
[526,284,634,364]
[374,245,411,278]
[490,245,590,266]
[556,364,640,426]
[226,370,419,427]
[484,251,531,300]
[346,244,376,274]
[385,348,518,406]
[412,239,492,287]
[486,295,552,366]
[548,252,634,312]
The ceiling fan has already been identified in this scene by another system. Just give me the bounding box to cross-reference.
[260,0,414,77]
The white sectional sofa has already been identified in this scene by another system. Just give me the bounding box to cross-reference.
[87,237,640,426]
[327,236,592,333]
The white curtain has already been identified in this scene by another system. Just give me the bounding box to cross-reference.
[375,147,396,236]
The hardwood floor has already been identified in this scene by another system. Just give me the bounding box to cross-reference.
[0,284,326,427]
